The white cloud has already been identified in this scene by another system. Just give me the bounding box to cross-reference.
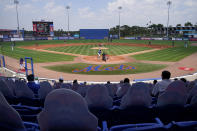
[0,0,196,31]
[4,4,15,11]
[78,7,95,18]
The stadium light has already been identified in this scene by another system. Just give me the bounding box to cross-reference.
[14,0,20,37]
[166,1,172,39]
[66,6,70,39]
[118,6,122,39]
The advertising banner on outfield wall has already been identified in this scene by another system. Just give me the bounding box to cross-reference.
[137,37,141,40]
[0,35,3,38]
[3,38,11,42]
[24,38,33,41]
[124,37,136,40]
[48,37,53,40]
[189,38,197,41]
[3,35,8,38]
[153,38,163,40]
[175,38,183,41]
[11,38,24,41]
[141,37,152,40]
[53,37,59,40]
[35,37,48,40]
[183,38,189,41]
[58,37,68,40]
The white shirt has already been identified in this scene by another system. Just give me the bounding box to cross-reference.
[152,79,172,96]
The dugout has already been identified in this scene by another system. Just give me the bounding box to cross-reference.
[80,29,109,39]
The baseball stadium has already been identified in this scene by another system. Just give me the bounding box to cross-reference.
[0,0,197,130]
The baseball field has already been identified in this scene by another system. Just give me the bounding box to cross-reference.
[1,39,197,79]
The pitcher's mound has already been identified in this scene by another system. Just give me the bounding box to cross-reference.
[91,47,108,50]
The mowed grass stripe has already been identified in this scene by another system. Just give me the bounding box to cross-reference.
[132,47,197,62]
[46,45,151,56]
[1,47,75,63]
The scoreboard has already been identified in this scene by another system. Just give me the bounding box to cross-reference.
[33,21,54,36]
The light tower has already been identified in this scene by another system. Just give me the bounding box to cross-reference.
[166,1,172,39]
[118,6,122,39]
[14,0,20,37]
[66,6,70,39]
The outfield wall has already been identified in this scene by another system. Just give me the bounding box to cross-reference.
[80,29,109,39]
[1,37,197,42]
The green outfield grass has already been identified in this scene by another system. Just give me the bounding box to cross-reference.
[0,46,75,63]
[132,46,197,62]
[0,39,194,47]
[0,39,196,63]
[46,45,151,56]
[45,62,167,75]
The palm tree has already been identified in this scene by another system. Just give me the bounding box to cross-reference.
[176,24,181,27]
[184,22,193,27]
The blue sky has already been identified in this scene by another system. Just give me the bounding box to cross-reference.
[0,0,196,31]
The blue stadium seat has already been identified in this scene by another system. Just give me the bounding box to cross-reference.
[155,104,186,124]
[109,123,164,131]
[0,122,25,131]
[89,107,113,127]
[111,106,155,126]
[18,97,41,107]
[184,104,197,121]
[23,122,39,131]
[169,121,197,131]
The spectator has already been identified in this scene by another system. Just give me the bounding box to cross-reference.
[27,74,40,95]
[153,80,158,85]
[174,78,178,81]
[152,71,172,97]
[53,77,64,89]
[37,89,98,131]
[180,78,187,83]
[72,79,79,91]
[19,58,24,70]
[124,78,130,83]
[116,78,131,98]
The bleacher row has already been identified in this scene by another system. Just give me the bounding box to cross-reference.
[0,76,197,131]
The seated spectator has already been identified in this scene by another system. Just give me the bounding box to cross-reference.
[0,92,25,130]
[37,89,98,131]
[157,80,187,107]
[180,78,187,83]
[27,74,40,95]
[120,82,152,109]
[152,71,172,97]
[153,80,158,85]
[85,84,113,109]
[72,79,79,91]
[116,78,131,98]
[53,77,64,89]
